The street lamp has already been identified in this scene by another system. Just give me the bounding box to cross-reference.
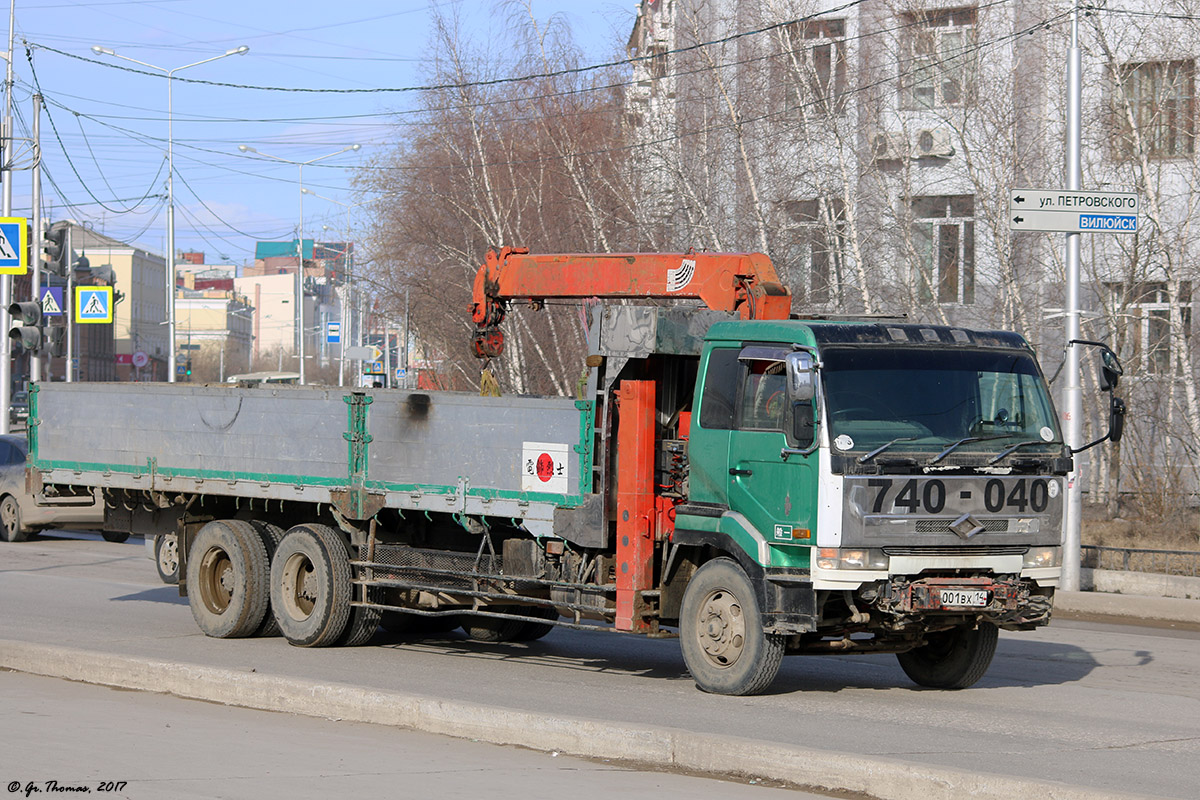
[237,144,361,385]
[92,44,250,384]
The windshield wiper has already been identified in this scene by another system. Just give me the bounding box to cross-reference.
[927,434,1014,466]
[858,436,920,464]
[988,440,1054,465]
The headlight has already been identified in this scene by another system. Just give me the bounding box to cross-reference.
[816,547,888,570]
[1023,546,1061,568]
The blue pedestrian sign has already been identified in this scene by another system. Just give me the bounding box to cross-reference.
[0,217,28,274]
[75,286,113,323]
[326,321,341,344]
[41,286,64,317]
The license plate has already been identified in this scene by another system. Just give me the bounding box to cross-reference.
[939,589,988,607]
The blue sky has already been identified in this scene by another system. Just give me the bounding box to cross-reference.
[10,0,632,265]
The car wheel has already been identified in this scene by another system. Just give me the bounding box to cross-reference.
[0,495,28,542]
[154,533,180,584]
[102,531,132,543]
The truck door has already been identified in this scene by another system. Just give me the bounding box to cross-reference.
[726,349,816,552]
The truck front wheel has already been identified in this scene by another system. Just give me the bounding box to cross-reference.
[679,558,784,696]
[896,622,998,689]
[270,524,352,647]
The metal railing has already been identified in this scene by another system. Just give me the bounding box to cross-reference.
[1081,545,1200,577]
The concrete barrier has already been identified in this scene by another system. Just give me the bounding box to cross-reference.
[0,639,1156,800]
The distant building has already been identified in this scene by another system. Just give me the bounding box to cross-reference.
[76,227,168,381]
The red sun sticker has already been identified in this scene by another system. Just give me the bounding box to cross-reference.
[536,453,555,482]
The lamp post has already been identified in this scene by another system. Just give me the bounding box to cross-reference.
[92,44,249,384]
[237,144,360,385]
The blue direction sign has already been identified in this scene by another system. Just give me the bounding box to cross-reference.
[75,286,114,323]
[1010,189,1138,234]
[0,217,28,274]
[327,321,341,344]
[41,286,64,317]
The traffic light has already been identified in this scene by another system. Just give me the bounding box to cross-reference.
[42,223,68,275]
[185,359,192,379]
[8,301,43,352]
[47,325,65,358]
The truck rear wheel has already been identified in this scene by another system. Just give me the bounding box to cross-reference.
[461,608,525,642]
[511,606,558,642]
[896,622,998,689]
[679,558,784,696]
[270,524,351,647]
[243,521,284,637]
[186,520,270,638]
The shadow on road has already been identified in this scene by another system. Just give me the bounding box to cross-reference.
[112,587,188,606]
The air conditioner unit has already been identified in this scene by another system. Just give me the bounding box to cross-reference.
[913,128,955,158]
[870,131,906,162]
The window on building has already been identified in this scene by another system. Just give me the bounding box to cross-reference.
[902,7,977,109]
[1115,60,1195,159]
[910,195,974,304]
[1107,282,1193,374]
[781,198,846,305]
[647,44,670,97]
[775,19,848,116]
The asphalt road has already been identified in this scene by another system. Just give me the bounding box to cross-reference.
[2,671,818,800]
[3,533,1199,798]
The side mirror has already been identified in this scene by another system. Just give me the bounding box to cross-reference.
[1109,396,1126,444]
[785,351,815,402]
[792,402,815,447]
[1099,347,1123,392]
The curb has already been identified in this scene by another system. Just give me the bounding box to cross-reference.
[1054,590,1200,625]
[0,639,1157,800]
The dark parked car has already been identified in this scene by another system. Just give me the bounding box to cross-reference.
[0,434,105,542]
[9,391,28,428]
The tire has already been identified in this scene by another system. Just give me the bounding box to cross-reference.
[102,531,131,543]
[270,524,352,647]
[511,606,558,642]
[338,586,382,647]
[186,520,270,639]
[679,557,785,696]
[461,607,526,642]
[0,494,28,542]
[896,622,999,689]
[244,521,285,637]
[380,610,417,634]
[154,533,180,584]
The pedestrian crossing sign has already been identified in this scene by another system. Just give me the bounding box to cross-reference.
[75,286,113,323]
[41,286,64,317]
[0,217,28,274]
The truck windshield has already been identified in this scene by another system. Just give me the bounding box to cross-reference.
[820,347,1060,460]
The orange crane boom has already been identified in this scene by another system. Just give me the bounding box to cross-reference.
[470,246,791,357]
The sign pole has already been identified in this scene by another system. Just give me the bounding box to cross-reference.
[1062,5,1085,591]
[30,94,42,384]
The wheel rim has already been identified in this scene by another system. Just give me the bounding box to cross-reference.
[197,546,235,615]
[695,588,745,669]
[158,537,179,576]
[280,552,318,620]
[1,497,17,537]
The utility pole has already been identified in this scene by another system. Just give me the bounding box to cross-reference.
[1061,6,1085,590]
[1,0,16,433]
[30,94,42,383]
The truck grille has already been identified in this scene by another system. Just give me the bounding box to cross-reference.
[883,545,1028,557]
[915,519,1009,533]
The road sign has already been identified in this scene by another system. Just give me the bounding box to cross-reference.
[396,367,406,379]
[0,217,28,274]
[1010,188,1138,233]
[132,350,149,369]
[343,345,379,360]
[327,321,341,344]
[40,286,63,317]
[365,360,385,374]
[179,343,201,350]
[75,286,113,323]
